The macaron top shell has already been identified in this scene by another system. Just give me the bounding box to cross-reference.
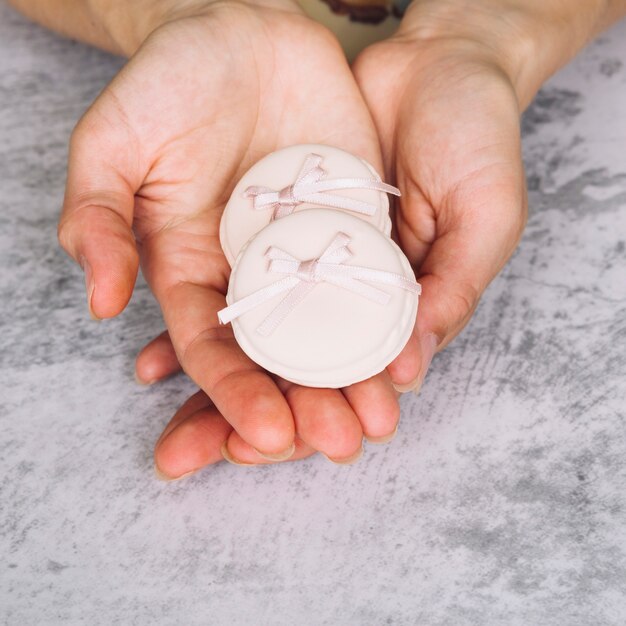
[219,144,392,266]
[224,209,419,388]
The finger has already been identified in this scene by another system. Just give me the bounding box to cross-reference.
[135,330,182,384]
[221,431,316,466]
[390,174,528,391]
[386,331,423,392]
[342,372,400,443]
[154,390,214,451]
[279,382,364,464]
[154,395,233,480]
[151,275,296,458]
[58,110,141,320]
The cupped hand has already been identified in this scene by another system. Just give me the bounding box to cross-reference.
[58,0,402,478]
[351,2,529,390]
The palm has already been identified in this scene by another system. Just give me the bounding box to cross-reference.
[353,38,527,374]
[126,8,382,289]
[63,4,402,475]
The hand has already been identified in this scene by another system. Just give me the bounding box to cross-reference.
[349,0,626,387]
[139,0,528,473]
[350,1,534,391]
[57,0,401,478]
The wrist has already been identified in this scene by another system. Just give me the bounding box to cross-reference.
[92,0,303,57]
[89,0,208,56]
[397,0,616,109]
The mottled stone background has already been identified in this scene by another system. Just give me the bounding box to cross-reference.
[1,3,625,625]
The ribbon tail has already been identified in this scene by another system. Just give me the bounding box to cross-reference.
[302,178,401,197]
[298,192,378,216]
[323,274,391,305]
[256,281,315,337]
[217,276,299,325]
[329,264,421,295]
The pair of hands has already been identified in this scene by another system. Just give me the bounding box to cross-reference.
[57,0,528,477]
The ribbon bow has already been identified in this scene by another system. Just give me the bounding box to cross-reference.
[244,153,401,220]
[218,233,421,337]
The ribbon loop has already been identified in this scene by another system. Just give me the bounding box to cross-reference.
[218,233,421,337]
[244,153,401,220]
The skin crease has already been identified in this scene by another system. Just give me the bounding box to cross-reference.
[9,0,625,477]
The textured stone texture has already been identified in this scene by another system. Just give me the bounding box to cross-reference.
[1,4,625,625]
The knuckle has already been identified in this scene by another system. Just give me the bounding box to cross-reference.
[449,279,481,326]
[56,204,90,255]
[57,213,77,255]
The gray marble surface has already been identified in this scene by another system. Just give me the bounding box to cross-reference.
[1,4,625,625]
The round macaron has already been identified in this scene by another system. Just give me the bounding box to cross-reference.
[219,144,395,266]
[219,209,420,388]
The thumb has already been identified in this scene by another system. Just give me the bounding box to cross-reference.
[390,178,528,392]
[58,116,140,320]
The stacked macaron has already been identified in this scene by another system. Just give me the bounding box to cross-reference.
[218,144,421,388]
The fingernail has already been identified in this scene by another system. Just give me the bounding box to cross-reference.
[81,257,100,321]
[324,444,364,466]
[220,443,257,467]
[254,442,295,461]
[364,423,398,444]
[154,462,197,482]
[393,333,438,394]
[418,332,438,382]
[393,378,420,393]
[134,371,157,386]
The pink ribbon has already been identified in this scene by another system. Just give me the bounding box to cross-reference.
[218,233,421,337]
[244,153,401,220]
